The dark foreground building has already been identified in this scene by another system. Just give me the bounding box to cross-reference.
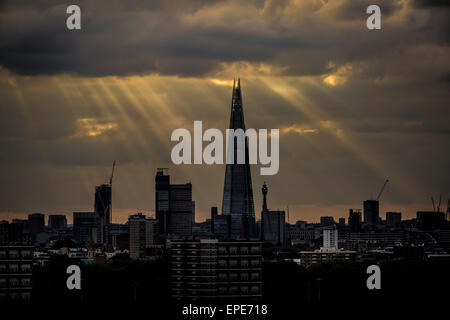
[0,245,33,302]
[167,239,262,301]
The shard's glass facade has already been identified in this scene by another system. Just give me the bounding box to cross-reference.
[221,79,257,239]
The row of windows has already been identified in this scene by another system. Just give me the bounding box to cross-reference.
[218,285,261,295]
[0,277,32,287]
[0,263,32,273]
[0,250,32,259]
[0,291,32,301]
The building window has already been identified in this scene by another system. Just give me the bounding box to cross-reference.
[9,264,19,272]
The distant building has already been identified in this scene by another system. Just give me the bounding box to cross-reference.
[300,248,356,268]
[94,184,112,244]
[386,212,401,227]
[363,200,379,225]
[211,207,231,239]
[73,212,97,243]
[323,227,338,250]
[128,213,158,259]
[110,223,129,251]
[349,209,362,232]
[167,239,262,300]
[338,218,346,226]
[48,215,67,230]
[261,183,285,245]
[28,213,45,235]
[320,216,335,226]
[155,168,193,238]
[0,245,33,302]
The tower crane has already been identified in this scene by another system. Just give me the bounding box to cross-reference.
[109,160,116,186]
[376,179,389,201]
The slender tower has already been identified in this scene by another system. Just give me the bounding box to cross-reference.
[221,79,256,239]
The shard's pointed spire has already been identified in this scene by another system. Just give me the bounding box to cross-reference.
[222,78,256,239]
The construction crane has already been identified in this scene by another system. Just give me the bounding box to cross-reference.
[376,179,389,201]
[446,198,450,221]
[437,194,442,213]
[109,160,116,186]
[431,194,442,213]
[286,205,290,224]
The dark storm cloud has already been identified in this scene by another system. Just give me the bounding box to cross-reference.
[413,0,450,8]
[0,0,448,78]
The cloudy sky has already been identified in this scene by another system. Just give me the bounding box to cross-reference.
[0,0,449,224]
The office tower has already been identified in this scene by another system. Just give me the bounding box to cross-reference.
[48,214,67,230]
[349,209,362,232]
[338,218,346,226]
[221,79,256,239]
[155,168,193,238]
[364,200,379,225]
[128,213,158,259]
[191,201,196,225]
[167,239,262,300]
[261,183,285,244]
[73,212,97,243]
[0,245,33,301]
[323,227,338,250]
[94,184,112,244]
[386,212,402,227]
[27,213,45,235]
[320,216,335,226]
[211,206,231,239]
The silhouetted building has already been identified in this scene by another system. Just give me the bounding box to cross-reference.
[167,239,262,300]
[221,79,256,240]
[211,207,231,239]
[0,245,33,302]
[260,183,285,244]
[155,168,193,238]
[386,212,401,227]
[363,200,379,225]
[416,211,446,229]
[129,213,158,259]
[0,221,8,244]
[48,214,67,230]
[110,223,129,251]
[94,184,112,244]
[28,213,45,235]
[338,218,345,226]
[349,209,362,232]
[320,216,335,226]
[73,212,97,243]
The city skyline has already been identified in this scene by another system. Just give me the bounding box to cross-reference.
[1,0,449,224]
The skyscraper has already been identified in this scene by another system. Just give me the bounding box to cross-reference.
[94,184,111,244]
[363,200,379,225]
[155,168,193,238]
[221,79,256,239]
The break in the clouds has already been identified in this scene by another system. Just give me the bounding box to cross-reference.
[0,0,449,222]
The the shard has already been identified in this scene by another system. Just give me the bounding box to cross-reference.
[221,79,257,239]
